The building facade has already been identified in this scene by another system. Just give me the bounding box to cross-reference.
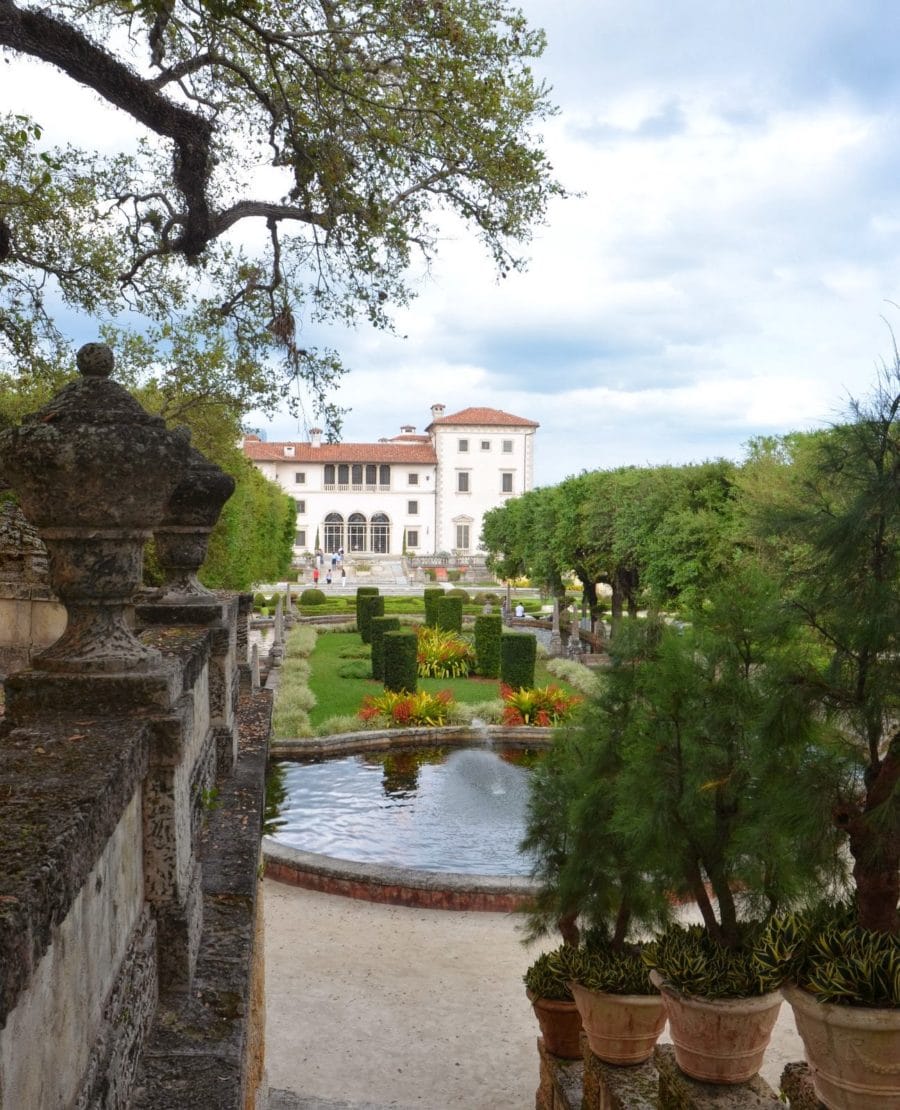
[242,404,538,560]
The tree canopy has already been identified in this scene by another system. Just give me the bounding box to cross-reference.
[0,0,562,428]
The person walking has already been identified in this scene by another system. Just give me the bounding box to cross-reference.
[340,566,347,587]
[313,566,319,586]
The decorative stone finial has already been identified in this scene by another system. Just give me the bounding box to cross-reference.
[154,445,236,601]
[76,342,115,378]
[0,344,191,672]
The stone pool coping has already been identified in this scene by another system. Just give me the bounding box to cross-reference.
[263,725,550,911]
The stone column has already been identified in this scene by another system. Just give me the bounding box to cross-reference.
[549,598,563,657]
[250,643,261,689]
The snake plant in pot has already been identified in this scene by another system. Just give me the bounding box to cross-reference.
[744,368,900,1108]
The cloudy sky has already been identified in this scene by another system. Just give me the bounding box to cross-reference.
[6,1,900,485]
[262,0,900,483]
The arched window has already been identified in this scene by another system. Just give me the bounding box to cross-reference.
[348,512,367,552]
[379,464,391,487]
[365,464,377,487]
[324,513,344,553]
[371,512,390,554]
[338,464,349,485]
[324,464,335,485]
[351,464,363,486]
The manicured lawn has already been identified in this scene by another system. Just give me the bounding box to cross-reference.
[307,630,573,727]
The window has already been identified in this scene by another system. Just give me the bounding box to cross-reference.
[408,500,418,514]
[379,464,391,486]
[295,499,306,514]
[458,438,469,452]
[324,464,335,485]
[337,463,349,485]
[324,513,344,553]
[502,439,513,453]
[481,440,491,451]
[371,512,390,554]
[295,471,306,483]
[351,464,363,485]
[406,529,419,549]
[408,472,419,485]
[295,529,306,547]
[455,524,470,551]
[457,471,470,493]
[501,472,514,494]
[366,464,377,486]
[348,512,367,552]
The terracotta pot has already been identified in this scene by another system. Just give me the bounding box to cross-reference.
[783,984,900,1109]
[527,990,583,1059]
[650,971,781,1084]
[569,981,666,1065]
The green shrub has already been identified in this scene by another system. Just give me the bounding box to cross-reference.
[474,614,502,678]
[423,587,444,627]
[476,592,501,607]
[355,586,379,631]
[446,569,461,583]
[358,593,384,644]
[435,595,463,633]
[425,568,437,582]
[383,630,418,693]
[370,615,401,679]
[501,632,536,690]
[523,947,574,1002]
[253,592,268,610]
[446,587,470,601]
[500,683,582,726]
[337,660,372,679]
[299,588,327,606]
[644,923,780,999]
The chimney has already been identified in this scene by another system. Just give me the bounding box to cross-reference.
[310,428,322,448]
[430,403,445,420]
[401,424,416,434]
[282,444,295,457]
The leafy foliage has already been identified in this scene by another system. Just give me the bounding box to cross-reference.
[643,924,782,1000]
[500,684,581,727]
[358,688,455,728]
[416,625,475,678]
[523,947,574,1002]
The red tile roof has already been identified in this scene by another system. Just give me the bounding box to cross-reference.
[427,406,539,429]
[243,440,436,464]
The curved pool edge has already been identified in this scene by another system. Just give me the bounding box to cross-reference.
[263,837,539,913]
[269,723,553,759]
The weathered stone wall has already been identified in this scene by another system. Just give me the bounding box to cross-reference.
[0,501,66,673]
[0,346,268,1110]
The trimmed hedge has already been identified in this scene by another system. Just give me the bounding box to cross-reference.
[383,630,418,693]
[474,614,502,678]
[358,593,384,644]
[299,588,327,606]
[370,615,401,680]
[446,587,470,601]
[423,587,444,627]
[501,632,536,690]
[435,595,463,633]
[355,586,379,633]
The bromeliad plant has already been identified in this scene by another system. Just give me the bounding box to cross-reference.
[501,683,581,726]
[415,625,476,679]
[644,924,782,1000]
[358,688,455,727]
[523,946,575,1002]
[568,930,657,995]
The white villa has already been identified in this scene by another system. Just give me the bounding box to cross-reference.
[242,404,538,560]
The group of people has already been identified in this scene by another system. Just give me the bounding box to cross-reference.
[311,548,347,588]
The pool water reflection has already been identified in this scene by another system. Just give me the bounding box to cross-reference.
[272,744,542,876]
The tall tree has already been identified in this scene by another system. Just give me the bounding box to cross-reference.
[0,1,562,428]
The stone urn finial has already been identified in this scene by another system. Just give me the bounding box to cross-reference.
[0,343,191,672]
[154,444,236,601]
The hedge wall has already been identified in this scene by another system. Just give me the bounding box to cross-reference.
[435,595,463,633]
[370,615,401,680]
[358,593,384,644]
[423,587,444,627]
[474,614,502,678]
[355,586,379,632]
[383,630,418,693]
[500,632,536,690]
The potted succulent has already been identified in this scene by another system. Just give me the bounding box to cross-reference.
[564,933,665,1066]
[523,947,581,1059]
[744,370,900,1107]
